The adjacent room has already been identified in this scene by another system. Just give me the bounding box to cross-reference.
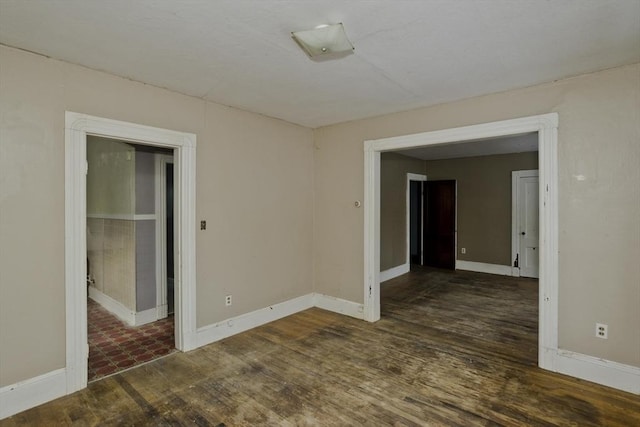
[86,137,176,381]
[1,0,638,424]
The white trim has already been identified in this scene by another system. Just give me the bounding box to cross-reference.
[155,154,174,320]
[134,307,159,326]
[455,260,513,276]
[363,141,381,322]
[4,322,636,420]
[364,114,559,373]
[195,292,367,348]
[314,293,364,319]
[134,214,156,221]
[406,173,427,266]
[86,213,156,220]
[554,351,640,395]
[89,287,135,326]
[511,170,539,279]
[156,304,168,319]
[65,112,197,395]
[88,287,160,327]
[0,368,66,420]
[195,294,314,347]
[380,263,410,282]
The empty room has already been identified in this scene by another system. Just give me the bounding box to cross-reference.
[0,1,638,425]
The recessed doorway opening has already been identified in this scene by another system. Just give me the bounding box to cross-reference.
[364,113,559,371]
[85,137,176,381]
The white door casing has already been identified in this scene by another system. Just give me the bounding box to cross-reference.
[512,170,539,278]
[65,112,197,395]
[364,113,558,371]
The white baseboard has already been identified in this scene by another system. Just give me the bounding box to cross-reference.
[89,287,157,326]
[134,307,158,326]
[156,304,168,319]
[0,368,66,420]
[5,294,638,420]
[456,260,514,276]
[380,263,410,282]
[195,294,314,348]
[314,293,364,320]
[553,350,639,395]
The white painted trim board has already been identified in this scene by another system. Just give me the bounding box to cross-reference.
[0,369,67,420]
[4,285,638,419]
[455,260,514,277]
[554,351,640,395]
[196,293,366,348]
[364,113,559,372]
[89,287,159,327]
[195,294,314,347]
[89,287,135,325]
[380,263,410,282]
[86,213,157,220]
[65,112,198,396]
[314,293,364,319]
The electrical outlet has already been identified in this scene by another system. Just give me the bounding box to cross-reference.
[461,248,466,254]
[595,323,608,339]
[200,220,207,230]
[225,295,232,306]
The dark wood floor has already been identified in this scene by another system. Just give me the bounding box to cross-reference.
[4,267,639,426]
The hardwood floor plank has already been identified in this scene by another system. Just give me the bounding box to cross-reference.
[3,267,638,426]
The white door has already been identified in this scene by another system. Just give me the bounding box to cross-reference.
[514,170,539,278]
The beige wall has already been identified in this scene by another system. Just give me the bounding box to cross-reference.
[0,42,637,389]
[313,64,640,367]
[380,151,538,270]
[380,152,426,270]
[0,45,314,386]
[425,152,538,266]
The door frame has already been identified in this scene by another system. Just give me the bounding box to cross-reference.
[406,173,427,266]
[364,113,558,371]
[155,154,174,319]
[65,112,197,394]
[511,169,539,278]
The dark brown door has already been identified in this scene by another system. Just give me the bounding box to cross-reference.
[423,180,456,269]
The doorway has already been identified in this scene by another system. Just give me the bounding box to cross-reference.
[65,112,197,394]
[423,180,456,270]
[85,138,177,381]
[364,113,559,371]
[408,179,457,270]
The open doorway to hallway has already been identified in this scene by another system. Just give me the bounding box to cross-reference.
[365,114,559,349]
[86,137,175,381]
[381,133,539,276]
[378,132,540,363]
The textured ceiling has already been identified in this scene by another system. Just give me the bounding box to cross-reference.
[398,133,538,161]
[1,0,638,128]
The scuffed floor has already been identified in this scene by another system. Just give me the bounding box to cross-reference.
[4,268,639,426]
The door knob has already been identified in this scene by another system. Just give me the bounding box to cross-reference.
[521,232,525,235]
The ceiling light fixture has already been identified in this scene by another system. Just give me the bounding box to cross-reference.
[292,23,354,59]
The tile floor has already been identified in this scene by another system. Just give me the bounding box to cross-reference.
[88,299,175,381]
